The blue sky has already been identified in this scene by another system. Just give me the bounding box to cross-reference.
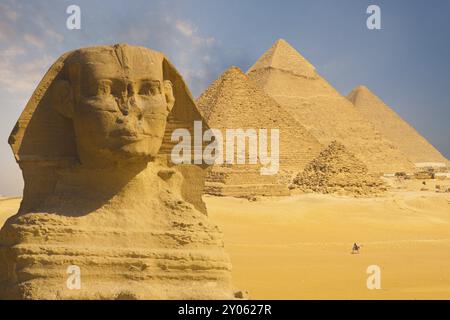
[0,0,449,195]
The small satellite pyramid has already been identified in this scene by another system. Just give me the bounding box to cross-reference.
[247,39,414,174]
[293,141,385,196]
[348,85,449,168]
[197,66,323,197]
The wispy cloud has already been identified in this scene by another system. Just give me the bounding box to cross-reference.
[0,0,225,97]
[169,18,219,95]
[23,33,45,49]
[0,2,19,22]
[0,2,59,95]
[0,47,54,94]
[176,20,195,37]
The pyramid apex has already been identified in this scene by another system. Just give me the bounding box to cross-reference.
[328,140,346,148]
[217,66,247,82]
[347,85,379,105]
[273,38,289,46]
[351,85,376,95]
[247,39,316,77]
[355,85,370,92]
[224,65,244,75]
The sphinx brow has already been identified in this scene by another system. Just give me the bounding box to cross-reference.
[98,79,113,83]
[140,79,161,85]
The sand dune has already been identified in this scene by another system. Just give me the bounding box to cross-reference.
[0,197,21,227]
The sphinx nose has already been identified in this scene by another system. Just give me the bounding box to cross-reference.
[126,83,135,98]
[117,98,144,122]
[118,95,139,116]
[118,99,130,115]
[116,82,135,112]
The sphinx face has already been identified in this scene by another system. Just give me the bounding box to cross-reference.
[65,45,174,164]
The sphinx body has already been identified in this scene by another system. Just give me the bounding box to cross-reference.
[0,44,238,299]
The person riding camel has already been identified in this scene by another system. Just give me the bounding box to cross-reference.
[352,242,360,254]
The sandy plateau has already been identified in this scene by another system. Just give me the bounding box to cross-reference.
[205,180,450,299]
[2,177,450,299]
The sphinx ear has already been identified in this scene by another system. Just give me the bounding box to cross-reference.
[163,80,175,113]
[52,80,75,119]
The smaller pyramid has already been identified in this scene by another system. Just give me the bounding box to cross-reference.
[293,141,385,196]
[348,85,449,166]
[197,66,323,197]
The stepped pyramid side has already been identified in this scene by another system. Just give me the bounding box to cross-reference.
[247,39,414,174]
[348,85,449,166]
[204,164,290,197]
[197,67,324,197]
[293,141,386,196]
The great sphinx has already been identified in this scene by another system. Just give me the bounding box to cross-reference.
[0,44,239,299]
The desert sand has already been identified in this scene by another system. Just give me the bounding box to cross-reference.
[0,198,21,227]
[205,180,450,299]
[2,184,450,299]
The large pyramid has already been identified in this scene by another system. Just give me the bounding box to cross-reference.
[347,85,449,166]
[247,39,414,174]
[196,66,323,197]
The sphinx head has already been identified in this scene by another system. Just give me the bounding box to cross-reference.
[9,44,207,212]
[54,44,175,165]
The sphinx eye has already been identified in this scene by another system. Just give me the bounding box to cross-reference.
[139,81,161,96]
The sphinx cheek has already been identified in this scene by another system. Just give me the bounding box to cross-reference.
[137,95,169,135]
[73,105,118,149]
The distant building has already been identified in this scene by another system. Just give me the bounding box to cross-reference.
[414,162,447,172]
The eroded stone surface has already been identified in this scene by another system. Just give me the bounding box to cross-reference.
[0,44,237,299]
